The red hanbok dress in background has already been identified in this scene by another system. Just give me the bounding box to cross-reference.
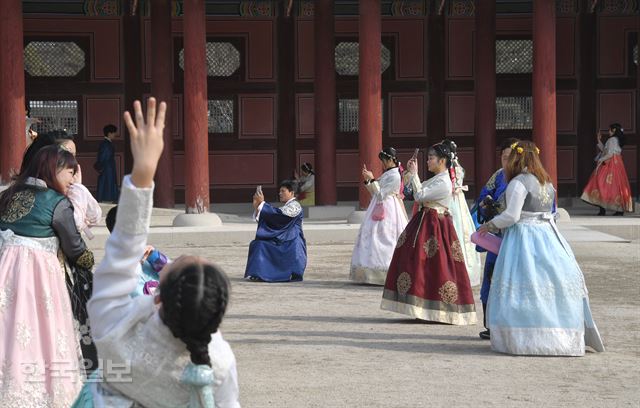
[381,170,477,325]
[581,136,633,213]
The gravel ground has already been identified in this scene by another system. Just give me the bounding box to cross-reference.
[90,227,640,408]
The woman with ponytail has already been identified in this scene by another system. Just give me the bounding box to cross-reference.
[478,140,604,356]
[381,143,477,325]
[72,98,240,407]
[441,139,482,287]
[350,147,409,284]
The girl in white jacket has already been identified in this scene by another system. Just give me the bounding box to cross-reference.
[72,98,240,408]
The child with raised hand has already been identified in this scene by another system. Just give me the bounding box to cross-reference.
[72,98,240,407]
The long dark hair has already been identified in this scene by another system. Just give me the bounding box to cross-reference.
[21,129,72,174]
[160,262,230,366]
[609,123,625,148]
[0,145,78,215]
[428,143,452,169]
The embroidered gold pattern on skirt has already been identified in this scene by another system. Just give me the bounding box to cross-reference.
[590,189,600,199]
[396,230,407,248]
[422,236,439,258]
[396,272,412,295]
[450,240,465,263]
[605,173,613,184]
[438,281,458,304]
[0,190,36,223]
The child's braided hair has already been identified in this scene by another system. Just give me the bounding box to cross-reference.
[159,262,230,366]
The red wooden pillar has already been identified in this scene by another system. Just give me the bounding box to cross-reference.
[532,0,557,187]
[183,0,209,213]
[474,0,496,189]
[0,0,26,181]
[151,0,175,208]
[314,0,337,205]
[358,0,382,210]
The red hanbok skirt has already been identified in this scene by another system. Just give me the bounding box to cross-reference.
[381,206,477,325]
[581,155,633,212]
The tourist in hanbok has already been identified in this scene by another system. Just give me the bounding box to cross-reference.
[441,139,482,287]
[20,130,101,373]
[350,147,408,285]
[245,180,307,282]
[295,162,315,206]
[474,138,517,340]
[72,98,240,407]
[381,143,477,325]
[479,140,605,356]
[581,123,633,215]
[0,145,94,406]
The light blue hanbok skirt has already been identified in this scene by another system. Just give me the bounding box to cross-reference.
[487,212,605,356]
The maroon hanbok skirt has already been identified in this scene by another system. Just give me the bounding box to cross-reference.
[381,205,477,325]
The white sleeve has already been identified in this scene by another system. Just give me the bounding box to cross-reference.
[215,359,241,408]
[254,201,266,222]
[376,172,401,200]
[87,175,153,340]
[599,137,621,162]
[489,180,527,229]
[412,175,450,203]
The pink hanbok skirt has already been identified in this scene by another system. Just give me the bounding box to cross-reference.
[0,229,82,408]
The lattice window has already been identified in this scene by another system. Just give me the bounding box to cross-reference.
[338,99,384,132]
[496,97,532,130]
[24,42,85,77]
[28,100,79,135]
[335,42,392,76]
[179,42,240,77]
[496,40,532,74]
[208,100,234,133]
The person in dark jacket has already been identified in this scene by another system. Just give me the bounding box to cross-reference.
[96,124,119,202]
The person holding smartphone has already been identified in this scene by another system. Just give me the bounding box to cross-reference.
[244,180,307,282]
[350,147,408,285]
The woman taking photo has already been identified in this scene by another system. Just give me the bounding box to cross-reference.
[350,147,408,285]
[381,143,476,325]
[479,140,604,356]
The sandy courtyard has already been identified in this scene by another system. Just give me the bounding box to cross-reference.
[105,227,640,408]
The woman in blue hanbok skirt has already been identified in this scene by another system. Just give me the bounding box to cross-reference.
[479,140,604,356]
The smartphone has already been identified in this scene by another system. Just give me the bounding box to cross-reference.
[256,185,262,194]
[411,148,419,160]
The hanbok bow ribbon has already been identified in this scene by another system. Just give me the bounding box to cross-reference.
[181,362,215,408]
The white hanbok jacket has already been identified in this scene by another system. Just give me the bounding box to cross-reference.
[87,176,240,407]
[350,167,408,285]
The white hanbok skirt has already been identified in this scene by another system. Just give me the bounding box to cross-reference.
[450,190,482,286]
[350,195,408,285]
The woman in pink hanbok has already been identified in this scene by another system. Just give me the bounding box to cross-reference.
[0,145,94,407]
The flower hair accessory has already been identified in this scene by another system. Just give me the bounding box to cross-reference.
[510,142,540,155]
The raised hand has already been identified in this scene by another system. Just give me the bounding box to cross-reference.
[252,191,265,209]
[407,158,418,174]
[362,164,374,182]
[123,97,167,188]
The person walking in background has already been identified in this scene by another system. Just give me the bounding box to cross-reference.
[350,147,408,285]
[381,143,476,326]
[479,140,604,356]
[581,123,633,215]
[295,162,315,206]
[96,124,119,202]
[474,137,518,340]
